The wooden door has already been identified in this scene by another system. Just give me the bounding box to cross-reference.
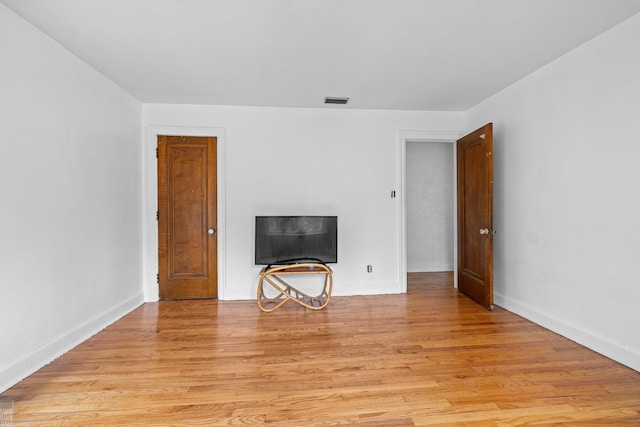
[158,136,218,300]
[457,123,494,309]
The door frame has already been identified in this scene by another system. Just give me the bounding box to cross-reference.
[397,130,463,292]
[143,126,227,301]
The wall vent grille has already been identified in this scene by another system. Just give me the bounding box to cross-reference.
[324,97,349,105]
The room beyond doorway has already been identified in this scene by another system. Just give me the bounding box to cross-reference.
[405,141,455,274]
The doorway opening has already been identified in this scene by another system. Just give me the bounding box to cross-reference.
[398,131,460,292]
[406,141,455,274]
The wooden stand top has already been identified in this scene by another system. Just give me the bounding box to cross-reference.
[260,263,332,275]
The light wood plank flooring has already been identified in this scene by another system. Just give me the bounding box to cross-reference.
[2,272,639,426]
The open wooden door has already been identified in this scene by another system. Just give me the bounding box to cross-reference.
[158,135,218,300]
[457,123,494,309]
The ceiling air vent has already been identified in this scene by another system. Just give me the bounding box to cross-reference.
[324,97,349,105]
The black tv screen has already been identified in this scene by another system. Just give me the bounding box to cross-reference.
[255,216,337,266]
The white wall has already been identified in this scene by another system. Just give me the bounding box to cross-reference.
[0,5,143,392]
[465,13,640,371]
[143,105,464,300]
[406,142,454,272]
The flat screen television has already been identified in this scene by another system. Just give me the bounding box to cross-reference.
[255,216,337,266]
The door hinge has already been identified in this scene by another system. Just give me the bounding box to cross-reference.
[156,273,159,284]
[156,210,159,221]
[156,147,158,158]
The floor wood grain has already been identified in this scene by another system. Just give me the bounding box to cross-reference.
[2,272,639,426]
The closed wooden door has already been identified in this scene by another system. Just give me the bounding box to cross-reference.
[157,135,217,300]
[457,124,494,309]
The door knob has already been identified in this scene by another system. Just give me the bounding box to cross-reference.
[208,228,215,235]
[479,228,489,235]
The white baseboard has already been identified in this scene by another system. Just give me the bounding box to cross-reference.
[333,281,403,296]
[407,264,454,273]
[494,292,640,372]
[0,293,143,393]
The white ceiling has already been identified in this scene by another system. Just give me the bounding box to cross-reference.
[3,0,640,111]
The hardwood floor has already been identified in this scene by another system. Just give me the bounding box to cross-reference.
[2,272,639,426]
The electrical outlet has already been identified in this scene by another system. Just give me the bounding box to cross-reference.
[367,265,372,273]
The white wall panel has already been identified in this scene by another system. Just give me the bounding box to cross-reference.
[143,105,464,300]
[465,13,640,371]
[0,4,143,392]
